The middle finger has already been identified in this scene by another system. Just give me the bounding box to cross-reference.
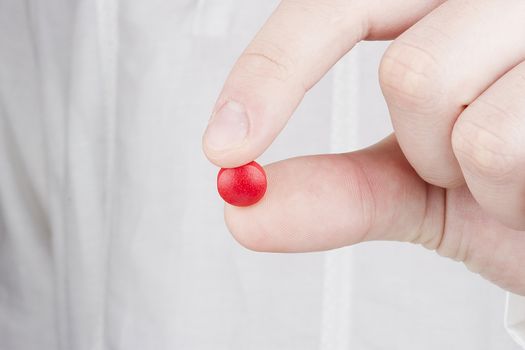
[379,0,525,187]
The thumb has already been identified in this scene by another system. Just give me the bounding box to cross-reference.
[224,136,525,296]
[224,135,445,252]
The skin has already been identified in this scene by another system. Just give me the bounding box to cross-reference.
[202,0,525,296]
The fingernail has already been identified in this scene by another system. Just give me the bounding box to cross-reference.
[204,101,249,151]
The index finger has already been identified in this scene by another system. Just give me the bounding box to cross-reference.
[202,0,445,167]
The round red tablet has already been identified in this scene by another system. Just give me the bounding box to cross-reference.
[217,161,267,207]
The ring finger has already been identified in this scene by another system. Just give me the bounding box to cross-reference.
[452,60,525,230]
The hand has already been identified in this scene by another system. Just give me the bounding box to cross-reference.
[202,0,525,295]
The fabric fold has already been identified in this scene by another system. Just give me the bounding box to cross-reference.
[506,293,525,348]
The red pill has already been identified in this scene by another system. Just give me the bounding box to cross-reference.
[217,161,267,207]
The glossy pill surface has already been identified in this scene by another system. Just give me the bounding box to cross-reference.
[217,161,267,207]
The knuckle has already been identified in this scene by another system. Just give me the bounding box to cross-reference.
[379,40,442,112]
[239,42,295,84]
[452,116,522,182]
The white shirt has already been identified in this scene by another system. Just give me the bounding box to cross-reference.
[0,0,524,348]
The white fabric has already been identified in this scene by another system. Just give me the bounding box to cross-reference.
[0,0,524,349]
[507,294,525,347]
